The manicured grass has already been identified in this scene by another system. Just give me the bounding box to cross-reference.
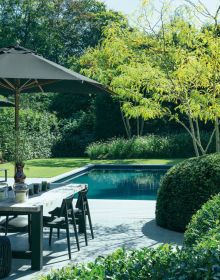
[0,158,184,178]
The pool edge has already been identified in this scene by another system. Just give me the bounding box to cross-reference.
[50,164,173,184]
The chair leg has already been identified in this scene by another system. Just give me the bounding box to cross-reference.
[5,215,9,236]
[49,227,53,246]
[71,212,80,251]
[28,214,32,250]
[83,210,88,246]
[87,203,94,239]
[57,228,60,239]
[65,219,71,259]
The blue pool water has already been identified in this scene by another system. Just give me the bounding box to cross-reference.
[59,168,167,200]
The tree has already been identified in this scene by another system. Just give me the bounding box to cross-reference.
[80,23,165,137]
[0,0,126,65]
[135,0,220,156]
[80,1,220,156]
[158,5,220,156]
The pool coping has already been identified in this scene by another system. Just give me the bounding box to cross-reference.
[50,164,173,184]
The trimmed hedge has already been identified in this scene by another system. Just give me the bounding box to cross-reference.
[156,153,220,232]
[184,194,220,247]
[40,245,220,280]
[86,133,214,160]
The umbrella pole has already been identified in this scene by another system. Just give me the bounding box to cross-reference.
[14,86,20,171]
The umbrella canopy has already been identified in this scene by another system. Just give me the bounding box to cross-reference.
[0,45,107,95]
[0,99,14,107]
[0,45,110,164]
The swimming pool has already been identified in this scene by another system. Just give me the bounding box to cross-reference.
[56,165,170,200]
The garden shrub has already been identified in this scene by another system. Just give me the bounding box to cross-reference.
[0,109,58,161]
[156,153,220,232]
[52,111,95,157]
[86,133,213,160]
[184,194,220,247]
[40,244,220,280]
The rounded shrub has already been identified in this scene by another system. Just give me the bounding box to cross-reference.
[156,153,220,232]
[184,194,220,247]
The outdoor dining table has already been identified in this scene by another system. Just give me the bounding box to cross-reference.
[0,183,87,270]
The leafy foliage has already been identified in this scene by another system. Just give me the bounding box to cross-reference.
[93,93,125,140]
[40,243,220,280]
[0,0,126,65]
[0,109,58,161]
[80,23,166,137]
[86,133,214,160]
[52,111,95,157]
[80,6,220,155]
[184,194,220,248]
[156,153,220,232]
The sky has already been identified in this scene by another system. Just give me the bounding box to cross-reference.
[102,0,219,22]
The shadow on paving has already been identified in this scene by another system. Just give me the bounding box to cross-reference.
[142,219,183,246]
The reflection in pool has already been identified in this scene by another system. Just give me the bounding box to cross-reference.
[59,169,167,200]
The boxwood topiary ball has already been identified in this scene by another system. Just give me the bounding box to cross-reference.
[184,194,220,247]
[156,153,220,232]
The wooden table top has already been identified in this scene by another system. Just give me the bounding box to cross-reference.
[0,183,86,213]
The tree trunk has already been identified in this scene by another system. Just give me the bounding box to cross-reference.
[215,117,220,152]
[137,118,140,137]
[125,117,131,138]
[140,118,144,136]
[119,104,131,138]
[195,118,205,155]
[189,117,200,157]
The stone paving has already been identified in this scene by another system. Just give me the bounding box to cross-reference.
[6,198,183,280]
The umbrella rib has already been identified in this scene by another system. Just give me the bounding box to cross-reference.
[35,79,44,93]
[2,78,15,90]
[0,79,14,91]
[20,80,38,91]
[19,79,33,91]
[22,80,57,91]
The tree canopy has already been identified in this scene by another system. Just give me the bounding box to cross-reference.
[0,0,126,65]
[79,1,220,156]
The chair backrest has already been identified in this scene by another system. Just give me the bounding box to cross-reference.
[76,186,88,210]
[59,194,75,217]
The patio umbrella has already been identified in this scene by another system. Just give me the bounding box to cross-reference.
[0,45,110,163]
[0,99,14,107]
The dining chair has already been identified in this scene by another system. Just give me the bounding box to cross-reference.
[43,194,80,259]
[75,186,94,245]
[50,186,94,247]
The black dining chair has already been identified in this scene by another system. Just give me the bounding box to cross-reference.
[43,194,80,259]
[49,186,94,247]
[75,186,94,245]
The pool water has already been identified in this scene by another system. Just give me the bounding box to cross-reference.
[60,169,167,200]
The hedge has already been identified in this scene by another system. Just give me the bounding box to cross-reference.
[40,244,220,280]
[156,153,220,232]
[184,194,220,247]
[86,133,214,160]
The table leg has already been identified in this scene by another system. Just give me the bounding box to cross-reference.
[31,206,43,270]
[5,170,7,182]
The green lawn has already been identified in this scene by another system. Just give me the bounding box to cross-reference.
[0,158,184,178]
